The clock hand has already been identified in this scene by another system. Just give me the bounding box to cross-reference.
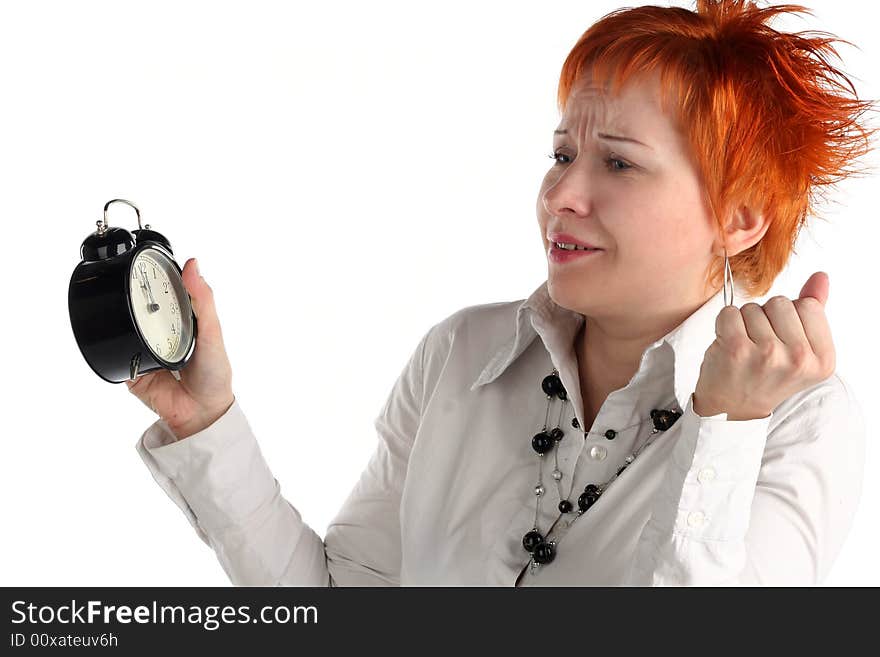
[139,265,160,313]
[136,273,149,300]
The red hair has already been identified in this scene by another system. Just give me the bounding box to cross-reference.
[557,0,878,297]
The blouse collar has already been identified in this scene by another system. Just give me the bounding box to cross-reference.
[470,279,740,412]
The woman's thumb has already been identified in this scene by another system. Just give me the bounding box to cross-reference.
[181,258,221,341]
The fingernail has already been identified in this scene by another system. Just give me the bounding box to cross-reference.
[194,259,201,277]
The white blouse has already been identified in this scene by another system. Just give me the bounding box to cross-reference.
[135,280,865,586]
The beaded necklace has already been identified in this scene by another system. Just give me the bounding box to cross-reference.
[522,367,682,574]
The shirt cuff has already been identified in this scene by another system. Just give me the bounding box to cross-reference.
[135,398,294,539]
[649,392,773,542]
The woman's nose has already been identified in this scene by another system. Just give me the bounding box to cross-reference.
[543,160,594,218]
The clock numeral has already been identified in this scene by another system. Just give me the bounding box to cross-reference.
[152,267,157,279]
[170,302,178,314]
[167,338,174,351]
[155,343,162,357]
[163,281,170,294]
[171,323,176,335]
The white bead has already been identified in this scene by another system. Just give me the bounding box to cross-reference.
[534,485,545,496]
[552,469,563,480]
[589,445,607,461]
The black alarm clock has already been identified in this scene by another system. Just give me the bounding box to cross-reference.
[68,199,197,383]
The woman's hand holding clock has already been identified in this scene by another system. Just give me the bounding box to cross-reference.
[126,258,236,441]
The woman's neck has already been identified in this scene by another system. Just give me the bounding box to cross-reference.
[574,289,715,420]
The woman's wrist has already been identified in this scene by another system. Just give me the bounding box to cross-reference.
[170,394,236,441]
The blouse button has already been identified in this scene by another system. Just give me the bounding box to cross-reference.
[697,467,716,484]
[589,445,607,461]
[687,511,706,528]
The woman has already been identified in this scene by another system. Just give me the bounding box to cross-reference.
[128,0,875,586]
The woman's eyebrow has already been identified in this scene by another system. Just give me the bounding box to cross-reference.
[553,128,654,151]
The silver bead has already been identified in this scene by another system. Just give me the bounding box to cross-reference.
[552,469,563,480]
[625,455,635,464]
[534,485,545,496]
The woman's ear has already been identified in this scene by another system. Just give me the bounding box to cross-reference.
[719,204,770,257]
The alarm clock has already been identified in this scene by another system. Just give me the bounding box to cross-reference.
[68,199,197,383]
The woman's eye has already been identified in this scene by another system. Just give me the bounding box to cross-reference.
[605,157,632,172]
[547,151,632,172]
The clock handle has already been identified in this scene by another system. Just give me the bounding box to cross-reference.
[103,198,143,232]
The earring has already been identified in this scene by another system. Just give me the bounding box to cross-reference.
[722,246,735,307]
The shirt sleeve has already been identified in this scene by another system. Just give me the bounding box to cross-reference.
[135,325,432,586]
[624,375,865,586]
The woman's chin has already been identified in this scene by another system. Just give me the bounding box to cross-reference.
[547,278,591,307]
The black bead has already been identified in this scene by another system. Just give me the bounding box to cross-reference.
[558,500,573,513]
[541,374,562,397]
[549,427,564,442]
[651,409,682,432]
[577,491,599,512]
[617,465,627,476]
[583,484,598,495]
[522,530,544,553]
[531,431,554,455]
[533,542,556,564]
[604,429,617,440]
[557,386,567,401]
[571,417,580,429]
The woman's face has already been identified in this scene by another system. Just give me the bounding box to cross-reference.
[536,71,721,322]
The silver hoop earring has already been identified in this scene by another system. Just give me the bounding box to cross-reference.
[722,247,735,307]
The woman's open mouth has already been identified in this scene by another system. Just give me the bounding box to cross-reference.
[548,241,604,263]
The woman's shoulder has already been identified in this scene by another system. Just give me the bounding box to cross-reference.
[416,296,527,386]
[431,297,524,337]
[780,370,857,413]
[769,369,864,442]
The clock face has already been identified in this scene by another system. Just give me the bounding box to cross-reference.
[128,247,194,363]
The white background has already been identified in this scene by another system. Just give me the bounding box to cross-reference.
[1,0,877,585]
